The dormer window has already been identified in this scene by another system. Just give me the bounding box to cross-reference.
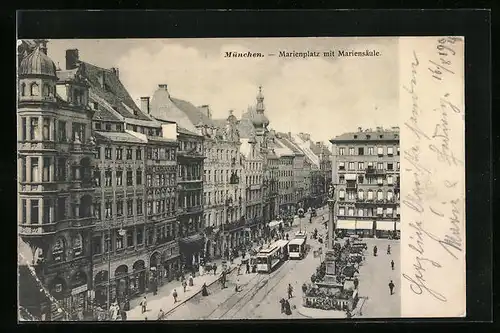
[353,135,358,139]
[366,134,371,139]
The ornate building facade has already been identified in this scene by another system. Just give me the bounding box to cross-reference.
[330,127,400,238]
[18,41,96,320]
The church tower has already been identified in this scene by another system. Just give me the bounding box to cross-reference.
[251,86,269,150]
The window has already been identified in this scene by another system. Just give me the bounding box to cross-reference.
[368,147,374,155]
[104,233,112,252]
[95,147,101,160]
[387,207,393,216]
[387,175,394,185]
[126,170,133,186]
[338,207,345,216]
[339,147,345,155]
[31,199,39,224]
[387,147,394,155]
[105,171,112,186]
[127,199,133,216]
[126,148,133,160]
[136,170,142,185]
[137,227,144,244]
[339,175,345,184]
[94,170,101,187]
[116,200,123,216]
[137,199,143,215]
[30,83,39,96]
[377,176,383,185]
[347,191,355,200]
[367,190,374,200]
[387,191,394,201]
[93,202,101,219]
[147,201,153,215]
[105,123,112,131]
[349,147,355,155]
[147,148,152,159]
[377,207,383,215]
[105,201,112,218]
[348,208,355,216]
[377,147,384,155]
[136,149,142,160]
[116,124,123,132]
[348,162,355,170]
[42,118,50,140]
[358,147,364,155]
[358,190,364,200]
[116,232,124,249]
[338,162,345,170]
[116,171,123,186]
[358,209,364,217]
[377,190,384,200]
[146,174,152,186]
[358,175,364,184]
[105,148,112,159]
[397,162,400,170]
[397,147,400,156]
[339,189,345,199]
[126,229,133,247]
[377,162,384,170]
[92,236,102,255]
[387,163,393,170]
[358,162,364,170]
[30,118,38,140]
[30,157,39,182]
[116,148,123,160]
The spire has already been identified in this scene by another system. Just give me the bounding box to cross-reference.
[256,85,265,113]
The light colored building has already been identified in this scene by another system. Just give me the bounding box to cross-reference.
[330,127,400,239]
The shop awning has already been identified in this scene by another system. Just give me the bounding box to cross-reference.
[336,220,356,230]
[356,221,374,230]
[376,222,396,231]
[179,234,205,252]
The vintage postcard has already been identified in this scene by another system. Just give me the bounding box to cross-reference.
[17,37,465,321]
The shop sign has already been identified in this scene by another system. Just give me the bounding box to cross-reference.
[71,284,88,295]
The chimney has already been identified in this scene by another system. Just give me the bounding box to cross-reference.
[198,105,212,119]
[140,97,150,114]
[158,84,168,90]
[111,67,120,78]
[65,49,79,70]
[98,71,105,89]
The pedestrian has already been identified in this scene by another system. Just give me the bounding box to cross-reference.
[120,309,127,321]
[201,282,209,296]
[213,263,217,275]
[280,298,285,313]
[353,277,359,289]
[173,289,178,303]
[373,245,378,257]
[389,280,395,295]
[189,274,194,287]
[246,261,250,274]
[287,284,293,299]
[391,260,395,270]
[140,297,147,314]
[157,309,165,320]
[182,279,187,292]
[387,244,391,255]
[284,299,292,315]
[237,265,241,275]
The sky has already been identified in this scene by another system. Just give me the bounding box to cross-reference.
[47,38,399,143]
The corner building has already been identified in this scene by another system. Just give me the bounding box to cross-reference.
[18,41,96,320]
[330,127,401,238]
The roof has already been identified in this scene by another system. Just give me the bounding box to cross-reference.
[95,131,146,144]
[331,129,400,143]
[171,98,215,127]
[19,46,57,77]
[289,238,306,245]
[237,117,256,139]
[56,68,78,82]
[177,126,202,137]
[277,133,304,155]
[146,135,177,144]
[82,62,152,121]
[211,118,227,129]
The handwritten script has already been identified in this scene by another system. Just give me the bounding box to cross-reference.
[402,37,464,305]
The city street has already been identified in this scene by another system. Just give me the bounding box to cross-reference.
[167,207,330,320]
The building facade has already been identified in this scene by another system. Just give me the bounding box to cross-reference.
[18,41,96,320]
[330,127,400,238]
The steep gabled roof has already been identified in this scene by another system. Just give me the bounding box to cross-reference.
[177,126,202,137]
[95,131,146,144]
[82,62,152,121]
[171,98,215,127]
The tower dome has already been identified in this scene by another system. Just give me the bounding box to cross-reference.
[252,85,269,129]
[19,44,57,78]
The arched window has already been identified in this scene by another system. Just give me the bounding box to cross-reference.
[387,191,394,201]
[52,237,66,262]
[43,84,50,97]
[20,82,26,96]
[30,82,39,96]
[377,190,384,200]
[72,234,83,257]
[367,190,374,200]
[358,208,364,216]
[358,189,364,200]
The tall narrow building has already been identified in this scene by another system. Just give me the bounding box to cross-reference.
[18,41,96,320]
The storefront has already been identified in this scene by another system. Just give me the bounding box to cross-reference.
[336,220,374,238]
[93,270,108,308]
[130,260,146,298]
[375,221,398,238]
[114,265,129,307]
[179,233,205,269]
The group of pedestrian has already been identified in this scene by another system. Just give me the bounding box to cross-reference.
[386,244,396,296]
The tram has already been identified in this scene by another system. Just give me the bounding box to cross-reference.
[256,240,289,273]
[288,238,306,259]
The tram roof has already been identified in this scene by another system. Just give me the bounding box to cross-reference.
[289,238,306,245]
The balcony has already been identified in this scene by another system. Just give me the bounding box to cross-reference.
[178,205,203,215]
[365,167,375,175]
[19,223,57,237]
[58,217,95,230]
[346,181,357,190]
[69,142,95,155]
[18,141,57,152]
[177,148,204,159]
[43,256,91,275]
